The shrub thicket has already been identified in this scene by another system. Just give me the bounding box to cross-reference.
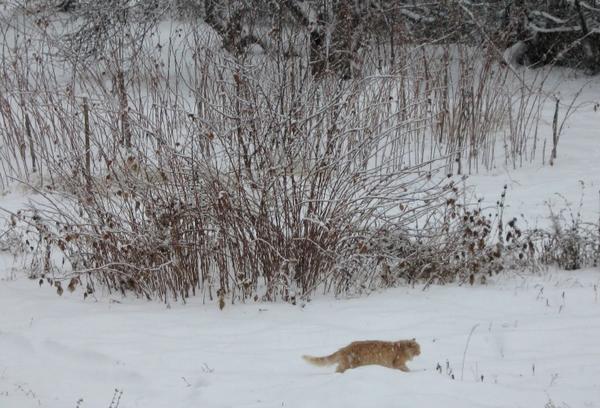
[0,8,594,303]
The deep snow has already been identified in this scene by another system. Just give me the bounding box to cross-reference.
[466,71,600,227]
[1,266,599,408]
[1,8,600,408]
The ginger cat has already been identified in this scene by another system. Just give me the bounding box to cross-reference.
[302,338,420,373]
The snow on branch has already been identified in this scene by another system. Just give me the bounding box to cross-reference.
[399,8,435,23]
[528,23,582,33]
[580,1,600,12]
[566,0,600,12]
[529,10,568,24]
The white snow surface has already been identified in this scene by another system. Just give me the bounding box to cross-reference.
[0,11,599,408]
[1,266,599,408]
[465,71,600,226]
[0,66,598,408]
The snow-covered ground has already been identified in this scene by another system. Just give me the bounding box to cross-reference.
[466,72,600,226]
[0,66,599,408]
[1,7,600,408]
[1,265,599,408]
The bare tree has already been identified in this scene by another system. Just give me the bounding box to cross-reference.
[44,0,599,74]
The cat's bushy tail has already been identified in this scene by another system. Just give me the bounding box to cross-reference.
[302,352,339,366]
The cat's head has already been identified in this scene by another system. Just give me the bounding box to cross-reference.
[406,338,421,356]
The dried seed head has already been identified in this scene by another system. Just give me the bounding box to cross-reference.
[67,278,79,293]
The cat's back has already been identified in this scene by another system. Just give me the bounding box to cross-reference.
[343,340,395,355]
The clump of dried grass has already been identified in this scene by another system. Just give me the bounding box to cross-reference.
[537,188,600,270]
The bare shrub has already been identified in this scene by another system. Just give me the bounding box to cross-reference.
[538,188,600,270]
[2,35,461,302]
[0,9,581,192]
[0,14,590,302]
[340,185,543,292]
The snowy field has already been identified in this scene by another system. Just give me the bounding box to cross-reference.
[0,67,599,408]
[466,71,600,226]
[1,266,599,408]
[1,7,600,408]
